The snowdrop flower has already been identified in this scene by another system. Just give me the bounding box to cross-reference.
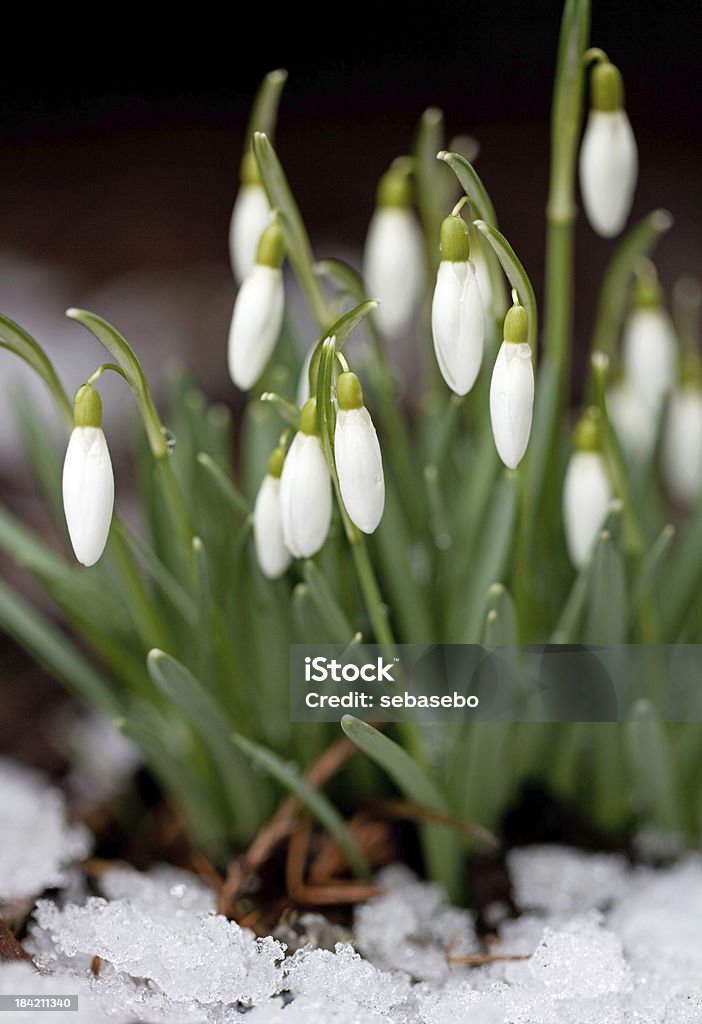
[489,301,534,469]
[579,58,637,238]
[228,150,271,284]
[228,220,285,391]
[62,384,114,567]
[621,274,677,414]
[253,445,292,578]
[431,214,485,396]
[334,372,384,534]
[563,412,612,568]
[661,361,702,505]
[363,165,425,339]
[280,398,332,558]
[607,378,656,462]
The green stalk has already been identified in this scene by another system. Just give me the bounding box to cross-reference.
[544,0,590,392]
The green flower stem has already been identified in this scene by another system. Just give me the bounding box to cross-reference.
[109,522,170,651]
[0,314,73,430]
[590,209,674,363]
[544,0,590,390]
[473,222,538,355]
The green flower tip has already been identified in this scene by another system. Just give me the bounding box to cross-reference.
[240,148,261,186]
[592,61,624,112]
[377,167,413,209]
[633,272,663,310]
[299,397,319,436]
[440,216,470,262]
[504,303,528,345]
[336,371,364,411]
[267,444,287,478]
[256,220,285,268]
[73,384,102,428]
[574,409,603,452]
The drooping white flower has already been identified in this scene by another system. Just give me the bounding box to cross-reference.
[334,372,384,534]
[229,167,271,284]
[228,220,285,391]
[279,398,332,558]
[363,167,425,339]
[563,414,612,568]
[621,295,677,415]
[62,384,114,567]
[661,386,702,506]
[489,302,534,469]
[431,215,485,396]
[579,60,638,238]
[253,446,292,578]
[607,379,656,461]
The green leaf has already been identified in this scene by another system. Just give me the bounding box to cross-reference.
[66,308,168,458]
[591,209,674,361]
[630,524,674,629]
[231,731,371,879]
[196,453,252,518]
[583,528,628,644]
[341,716,462,900]
[625,701,682,833]
[303,561,356,643]
[326,299,379,352]
[252,132,332,328]
[147,650,267,840]
[473,221,538,353]
[482,583,518,645]
[0,313,72,428]
[245,69,288,149]
[12,387,65,524]
[259,391,301,428]
[119,520,198,629]
[415,108,450,273]
[0,577,119,716]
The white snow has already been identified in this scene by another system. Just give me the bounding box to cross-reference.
[0,758,92,902]
[2,763,702,1024]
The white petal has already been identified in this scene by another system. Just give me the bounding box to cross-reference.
[228,185,271,284]
[489,342,534,469]
[607,381,656,461]
[335,407,385,534]
[279,433,332,558]
[661,390,702,506]
[62,427,114,567]
[253,474,292,578]
[579,110,638,237]
[363,207,425,338]
[228,265,284,390]
[431,261,485,396]
[563,451,612,568]
[621,308,677,413]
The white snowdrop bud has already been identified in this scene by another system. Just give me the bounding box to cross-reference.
[579,60,638,238]
[661,374,702,506]
[489,302,535,469]
[279,398,332,558]
[621,275,677,413]
[563,413,612,568]
[431,215,485,396]
[607,379,656,461]
[62,385,114,567]
[363,166,425,339]
[228,221,285,391]
[253,446,292,579]
[334,372,385,534]
[228,150,271,284]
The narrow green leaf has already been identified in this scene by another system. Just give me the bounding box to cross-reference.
[147,650,267,840]
[259,391,300,428]
[326,299,379,352]
[303,561,355,643]
[583,529,628,644]
[231,731,371,879]
[12,387,65,525]
[196,453,251,518]
[415,108,450,273]
[625,701,682,833]
[473,220,537,353]
[630,524,674,628]
[0,577,119,716]
[591,209,674,361]
[0,313,72,428]
[341,715,462,900]
[252,132,332,328]
[245,69,288,149]
[119,520,198,628]
[482,584,517,645]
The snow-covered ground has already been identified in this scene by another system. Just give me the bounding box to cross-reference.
[1,757,701,1023]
